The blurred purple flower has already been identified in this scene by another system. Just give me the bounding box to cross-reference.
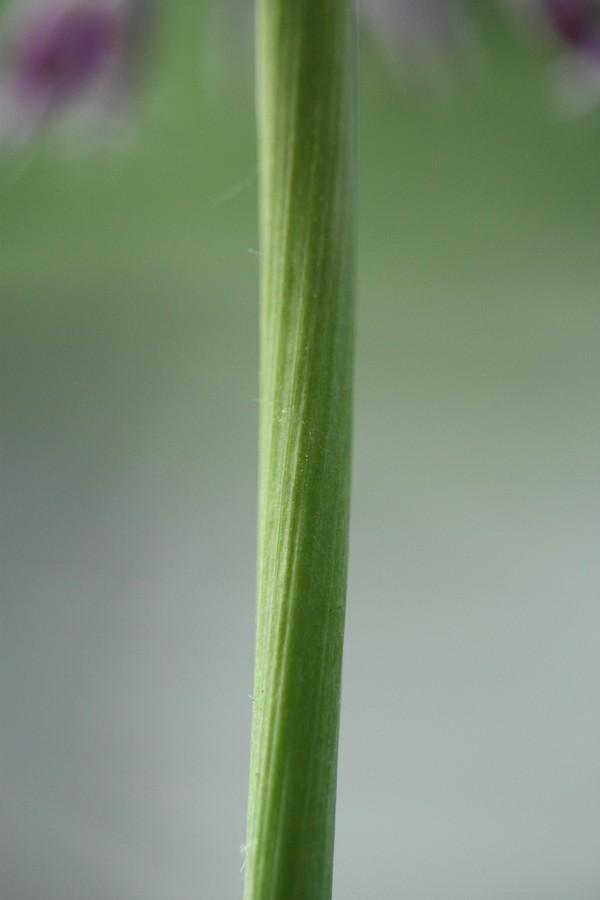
[0,0,153,146]
[361,0,600,110]
[522,0,600,113]
[541,0,600,56]
[357,0,478,84]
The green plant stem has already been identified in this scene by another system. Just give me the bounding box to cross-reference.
[244,1,356,897]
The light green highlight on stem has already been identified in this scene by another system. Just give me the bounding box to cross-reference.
[244,1,356,898]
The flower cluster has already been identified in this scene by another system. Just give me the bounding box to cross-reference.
[1,0,598,147]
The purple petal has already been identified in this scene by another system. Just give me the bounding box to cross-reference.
[541,0,600,57]
[0,0,153,146]
[14,7,120,100]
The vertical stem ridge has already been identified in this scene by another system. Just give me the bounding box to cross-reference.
[245,1,356,897]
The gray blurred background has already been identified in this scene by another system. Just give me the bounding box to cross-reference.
[1,2,599,897]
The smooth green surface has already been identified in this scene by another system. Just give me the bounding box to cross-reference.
[244,1,356,897]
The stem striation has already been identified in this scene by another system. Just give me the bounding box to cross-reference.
[244,1,356,897]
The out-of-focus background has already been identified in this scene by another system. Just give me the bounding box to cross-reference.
[1,1,599,898]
